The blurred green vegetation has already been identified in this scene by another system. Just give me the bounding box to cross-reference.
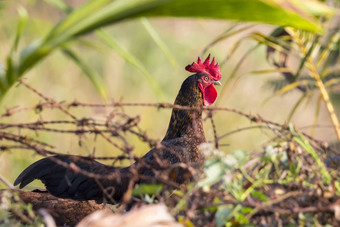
[0,0,333,101]
[0,0,338,209]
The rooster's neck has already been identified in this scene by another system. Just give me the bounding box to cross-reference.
[163,75,205,143]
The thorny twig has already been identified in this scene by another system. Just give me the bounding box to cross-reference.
[2,81,337,154]
[2,80,340,225]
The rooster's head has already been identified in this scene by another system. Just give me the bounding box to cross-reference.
[185,54,221,106]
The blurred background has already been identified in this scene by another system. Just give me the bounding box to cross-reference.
[0,0,338,189]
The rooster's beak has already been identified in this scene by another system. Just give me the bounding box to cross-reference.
[213,80,222,86]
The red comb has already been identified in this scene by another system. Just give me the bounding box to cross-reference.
[185,54,221,80]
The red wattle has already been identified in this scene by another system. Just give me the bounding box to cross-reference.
[202,84,217,106]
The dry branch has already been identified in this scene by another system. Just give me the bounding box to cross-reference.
[1,81,340,226]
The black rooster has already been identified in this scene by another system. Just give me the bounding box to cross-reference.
[14,55,222,203]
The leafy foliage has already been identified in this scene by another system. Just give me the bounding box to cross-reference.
[0,191,44,226]
[201,1,340,139]
[167,131,340,226]
[0,0,333,101]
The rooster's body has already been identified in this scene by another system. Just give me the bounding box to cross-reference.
[14,55,222,203]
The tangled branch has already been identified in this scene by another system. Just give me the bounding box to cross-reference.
[1,80,340,225]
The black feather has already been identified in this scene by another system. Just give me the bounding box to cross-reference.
[14,74,209,202]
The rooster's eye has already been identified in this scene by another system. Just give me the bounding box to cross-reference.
[203,76,209,81]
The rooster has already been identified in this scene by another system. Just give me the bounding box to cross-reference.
[14,55,222,203]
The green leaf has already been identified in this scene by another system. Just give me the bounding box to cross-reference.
[0,0,330,101]
[241,207,253,214]
[131,183,163,196]
[335,181,340,196]
[11,7,28,55]
[250,190,268,202]
[198,157,229,189]
[289,0,335,17]
[293,133,331,184]
[287,92,308,121]
[49,0,325,40]
[202,23,251,55]
[132,0,324,33]
[215,205,231,227]
[294,35,319,80]
[217,44,260,106]
[176,199,187,211]
[234,213,249,224]
[96,30,164,100]
[275,81,307,95]
[62,48,108,98]
[140,18,178,68]
[45,0,73,14]
[232,149,247,165]
[311,94,323,136]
